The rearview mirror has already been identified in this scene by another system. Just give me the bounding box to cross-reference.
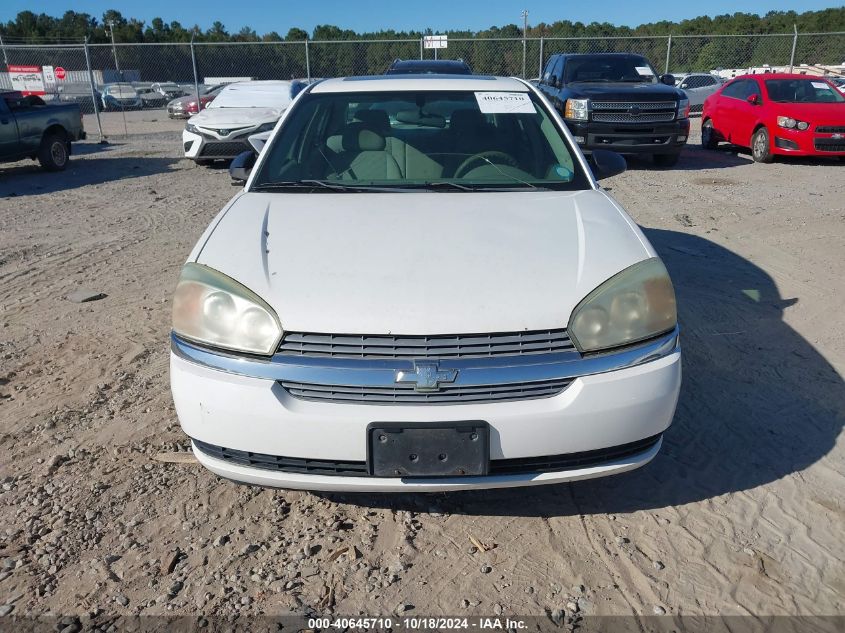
[229,151,256,184]
[549,74,558,87]
[746,94,759,105]
[589,149,626,181]
[660,74,675,86]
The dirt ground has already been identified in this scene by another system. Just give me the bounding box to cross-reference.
[0,117,843,628]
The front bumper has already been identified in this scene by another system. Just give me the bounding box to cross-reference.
[565,119,690,154]
[182,129,253,160]
[170,329,681,491]
[773,126,845,157]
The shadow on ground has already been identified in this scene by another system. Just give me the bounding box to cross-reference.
[324,229,844,516]
[0,147,181,196]
[625,145,845,172]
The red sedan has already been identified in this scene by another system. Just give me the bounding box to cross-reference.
[701,73,845,162]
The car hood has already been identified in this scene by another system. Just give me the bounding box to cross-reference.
[194,190,654,334]
[566,82,683,101]
[188,107,283,127]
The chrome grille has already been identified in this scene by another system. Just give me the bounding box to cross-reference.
[593,111,676,123]
[591,101,677,124]
[278,330,576,359]
[280,378,572,405]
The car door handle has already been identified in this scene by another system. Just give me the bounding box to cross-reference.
[0,118,8,124]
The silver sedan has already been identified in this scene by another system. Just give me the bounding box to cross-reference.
[675,73,723,114]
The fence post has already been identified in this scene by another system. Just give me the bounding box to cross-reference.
[539,37,544,79]
[190,35,201,113]
[83,36,105,141]
[789,24,798,72]
[664,34,672,75]
[420,38,424,60]
[305,39,311,80]
[0,32,8,66]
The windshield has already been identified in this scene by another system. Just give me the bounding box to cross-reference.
[209,84,291,109]
[564,56,658,84]
[764,79,844,103]
[251,89,589,192]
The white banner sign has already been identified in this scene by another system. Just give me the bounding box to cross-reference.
[423,35,448,49]
[7,65,46,95]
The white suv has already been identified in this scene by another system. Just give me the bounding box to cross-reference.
[170,75,681,491]
[182,80,305,164]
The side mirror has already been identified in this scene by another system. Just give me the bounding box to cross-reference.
[229,151,256,184]
[247,130,272,155]
[680,83,689,89]
[660,74,675,86]
[746,94,759,105]
[589,149,626,181]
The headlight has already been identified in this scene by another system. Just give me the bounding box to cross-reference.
[677,98,690,119]
[564,98,589,121]
[569,258,677,353]
[185,122,200,134]
[795,121,809,131]
[172,263,283,355]
[255,122,277,133]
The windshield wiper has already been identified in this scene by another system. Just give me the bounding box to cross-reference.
[250,180,411,193]
[423,181,476,191]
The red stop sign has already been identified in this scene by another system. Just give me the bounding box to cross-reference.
[54,67,67,80]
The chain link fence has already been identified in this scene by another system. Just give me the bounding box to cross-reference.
[1,31,842,140]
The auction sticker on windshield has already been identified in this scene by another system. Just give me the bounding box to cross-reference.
[811,81,832,90]
[635,66,654,76]
[475,91,536,114]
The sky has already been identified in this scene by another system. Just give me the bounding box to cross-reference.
[2,0,841,34]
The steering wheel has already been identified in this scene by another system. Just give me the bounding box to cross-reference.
[454,151,519,179]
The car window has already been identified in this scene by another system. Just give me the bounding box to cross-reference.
[252,90,589,192]
[551,57,564,84]
[542,57,557,84]
[764,78,845,103]
[721,80,747,99]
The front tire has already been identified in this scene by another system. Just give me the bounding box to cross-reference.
[751,127,773,163]
[37,132,69,171]
[701,119,718,150]
[653,152,681,167]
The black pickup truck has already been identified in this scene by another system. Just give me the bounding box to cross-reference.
[537,53,689,167]
[0,91,86,171]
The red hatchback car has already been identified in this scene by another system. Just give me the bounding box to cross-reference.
[701,73,845,162]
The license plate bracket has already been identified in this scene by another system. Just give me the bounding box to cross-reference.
[367,422,489,478]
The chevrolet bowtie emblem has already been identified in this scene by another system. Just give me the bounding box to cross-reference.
[395,361,458,392]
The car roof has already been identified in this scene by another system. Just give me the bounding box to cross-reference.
[225,80,296,91]
[553,52,648,58]
[390,59,469,68]
[734,73,834,81]
[311,75,528,93]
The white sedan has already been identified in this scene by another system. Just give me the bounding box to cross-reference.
[182,80,305,164]
[170,75,681,492]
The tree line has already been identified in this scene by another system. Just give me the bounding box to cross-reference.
[1,7,844,44]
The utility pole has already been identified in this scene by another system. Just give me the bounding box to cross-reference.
[106,20,121,79]
[521,9,529,79]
